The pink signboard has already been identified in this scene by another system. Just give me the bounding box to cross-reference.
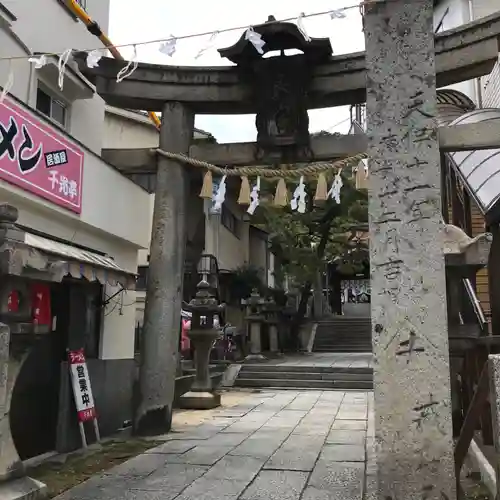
[0,97,83,214]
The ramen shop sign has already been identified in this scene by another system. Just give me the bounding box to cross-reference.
[0,97,83,213]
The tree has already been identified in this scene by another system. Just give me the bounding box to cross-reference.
[258,172,368,348]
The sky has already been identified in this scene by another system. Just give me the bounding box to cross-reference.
[108,0,365,143]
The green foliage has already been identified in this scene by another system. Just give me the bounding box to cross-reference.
[225,264,265,303]
[261,174,368,287]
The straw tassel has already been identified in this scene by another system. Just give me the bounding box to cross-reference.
[355,162,369,190]
[238,175,251,205]
[199,170,213,199]
[274,178,288,207]
[314,173,328,204]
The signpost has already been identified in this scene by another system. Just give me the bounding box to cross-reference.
[68,348,100,448]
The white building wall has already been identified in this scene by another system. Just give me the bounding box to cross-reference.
[482,60,500,108]
[0,1,151,361]
[434,0,478,101]
[471,0,500,107]
[102,106,214,270]
[104,109,160,149]
[1,0,109,153]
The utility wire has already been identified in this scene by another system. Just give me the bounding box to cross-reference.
[0,0,384,62]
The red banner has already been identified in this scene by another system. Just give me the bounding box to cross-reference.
[31,283,51,325]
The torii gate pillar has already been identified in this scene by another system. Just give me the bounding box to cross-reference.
[364,0,456,498]
[135,102,194,435]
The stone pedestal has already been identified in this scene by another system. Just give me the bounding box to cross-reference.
[268,323,279,354]
[364,0,455,497]
[179,391,221,410]
[0,323,46,499]
[245,317,267,362]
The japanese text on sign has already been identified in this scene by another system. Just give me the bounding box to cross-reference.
[68,349,96,422]
[0,98,83,213]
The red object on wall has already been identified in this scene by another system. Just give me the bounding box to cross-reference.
[7,290,19,312]
[31,283,51,325]
[181,319,191,351]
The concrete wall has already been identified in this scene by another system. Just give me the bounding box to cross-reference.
[103,106,213,150]
[434,0,500,107]
[249,226,268,284]
[471,0,500,107]
[104,108,161,150]
[482,57,500,108]
[433,0,477,101]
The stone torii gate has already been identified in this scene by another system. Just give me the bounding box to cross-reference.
[77,3,500,498]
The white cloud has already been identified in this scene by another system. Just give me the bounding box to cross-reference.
[108,0,365,142]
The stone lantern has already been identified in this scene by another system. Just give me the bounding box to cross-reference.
[178,280,225,410]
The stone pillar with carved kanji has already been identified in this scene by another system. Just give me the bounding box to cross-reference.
[364,0,455,498]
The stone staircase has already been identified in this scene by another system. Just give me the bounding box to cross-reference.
[313,317,372,353]
[234,363,373,390]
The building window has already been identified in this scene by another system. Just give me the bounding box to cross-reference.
[221,206,239,237]
[137,266,148,291]
[36,86,67,128]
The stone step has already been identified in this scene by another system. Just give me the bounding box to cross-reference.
[314,340,372,345]
[316,329,370,332]
[235,377,373,390]
[239,364,372,374]
[317,318,371,322]
[315,341,372,346]
[239,371,373,382]
[316,328,371,332]
[314,347,372,353]
[316,336,371,340]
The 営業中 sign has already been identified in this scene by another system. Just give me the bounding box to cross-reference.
[68,349,96,422]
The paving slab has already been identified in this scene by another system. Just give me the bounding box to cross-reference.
[174,478,249,500]
[104,453,172,477]
[239,470,308,500]
[145,440,200,454]
[54,378,373,500]
[264,434,325,471]
[168,445,234,466]
[319,444,366,463]
[331,419,367,431]
[202,455,265,482]
[202,433,250,447]
[326,430,366,445]
[229,433,290,459]
[302,485,362,500]
[130,464,209,492]
[308,461,365,492]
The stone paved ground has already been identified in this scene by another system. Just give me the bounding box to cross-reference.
[56,389,375,500]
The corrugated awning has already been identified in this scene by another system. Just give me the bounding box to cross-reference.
[24,232,136,289]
